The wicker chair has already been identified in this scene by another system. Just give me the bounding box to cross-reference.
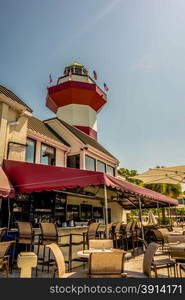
[100,223,113,239]
[36,223,70,274]
[169,246,185,276]
[0,241,15,277]
[17,222,34,251]
[89,239,113,249]
[0,227,7,242]
[179,264,185,277]
[88,251,127,278]
[113,222,123,248]
[145,243,176,277]
[69,222,100,271]
[46,243,85,278]
[126,242,176,278]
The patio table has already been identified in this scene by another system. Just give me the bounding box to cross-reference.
[77,248,125,259]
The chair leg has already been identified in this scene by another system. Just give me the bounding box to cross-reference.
[47,248,51,273]
[36,243,40,277]
[167,265,170,277]
[179,266,182,278]
[42,245,46,272]
[153,266,158,278]
[174,265,176,277]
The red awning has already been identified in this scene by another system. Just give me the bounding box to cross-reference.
[3,160,178,206]
[0,167,15,198]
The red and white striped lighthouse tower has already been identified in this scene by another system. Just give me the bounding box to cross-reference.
[46,62,107,140]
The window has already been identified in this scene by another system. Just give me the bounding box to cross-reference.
[75,67,82,75]
[40,143,55,166]
[25,138,36,163]
[67,155,80,169]
[106,165,115,176]
[85,155,96,171]
[97,160,106,173]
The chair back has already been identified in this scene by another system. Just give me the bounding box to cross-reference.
[170,246,185,260]
[0,241,14,258]
[0,227,7,242]
[114,222,122,234]
[125,221,133,232]
[46,243,65,278]
[40,223,58,241]
[158,228,169,235]
[131,222,137,232]
[167,235,185,244]
[17,222,33,239]
[89,239,113,249]
[88,251,126,278]
[87,223,100,239]
[151,229,164,243]
[143,242,159,277]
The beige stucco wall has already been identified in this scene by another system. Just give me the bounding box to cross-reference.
[45,119,118,172]
[27,132,67,167]
[0,102,9,165]
[45,119,83,154]
[0,99,29,164]
[7,115,28,161]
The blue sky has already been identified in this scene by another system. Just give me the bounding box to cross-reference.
[1,0,185,173]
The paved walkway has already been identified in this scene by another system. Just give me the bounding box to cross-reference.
[1,249,184,278]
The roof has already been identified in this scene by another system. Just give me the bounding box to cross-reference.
[0,85,32,112]
[67,62,84,67]
[28,116,70,147]
[45,117,118,160]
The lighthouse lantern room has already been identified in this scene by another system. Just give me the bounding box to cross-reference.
[46,62,107,140]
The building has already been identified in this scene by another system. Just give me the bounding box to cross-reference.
[0,62,119,175]
[0,62,125,226]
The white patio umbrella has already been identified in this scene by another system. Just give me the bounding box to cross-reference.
[148,210,158,225]
[133,165,185,184]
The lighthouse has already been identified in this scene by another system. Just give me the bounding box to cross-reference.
[46,62,107,140]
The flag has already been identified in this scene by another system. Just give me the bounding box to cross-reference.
[103,82,109,92]
[93,70,97,80]
[68,69,72,78]
[48,74,52,84]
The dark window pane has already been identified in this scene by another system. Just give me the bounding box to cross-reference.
[40,144,55,166]
[97,161,106,173]
[106,165,115,176]
[67,155,80,169]
[75,67,82,74]
[85,155,96,171]
[25,139,35,163]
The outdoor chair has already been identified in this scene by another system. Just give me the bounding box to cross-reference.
[179,264,185,277]
[0,241,15,277]
[169,246,185,276]
[113,222,124,248]
[46,243,85,278]
[125,242,176,278]
[131,227,143,256]
[101,223,113,239]
[36,222,70,274]
[89,239,113,249]
[144,242,176,277]
[17,222,35,251]
[69,222,100,271]
[166,235,185,244]
[149,229,166,252]
[88,251,127,278]
[123,221,135,251]
[0,227,7,242]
